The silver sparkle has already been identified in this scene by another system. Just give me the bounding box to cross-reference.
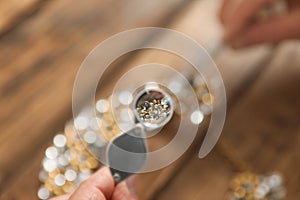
[58,155,69,167]
[94,137,107,148]
[53,134,67,148]
[37,187,50,200]
[199,103,212,115]
[168,81,182,94]
[74,116,89,130]
[190,110,204,125]
[89,117,102,131]
[45,146,58,159]
[54,174,66,186]
[96,99,110,113]
[38,170,48,182]
[133,84,174,131]
[118,91,133,105]
[83,131,97,144]
[64,149,72,162]
[193,76,205,87]
[65,169,77,182]
[42,158,57,172]
[267,174,282,188]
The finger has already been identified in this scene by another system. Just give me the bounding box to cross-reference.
[219,0,233,24]
[224,0,272,42]
[70,167,115,200]
[50,194,71,200]
[112,181,138,200]
[231,11,300,47]
[126,176,137,196]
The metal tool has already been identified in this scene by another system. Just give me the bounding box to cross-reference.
[107,125,147,184]
[107,83,175,184]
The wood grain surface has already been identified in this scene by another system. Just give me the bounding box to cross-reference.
[0,0,299,199]
[0,0,189,195]
[0,0,46,37]
[154,42,300,200]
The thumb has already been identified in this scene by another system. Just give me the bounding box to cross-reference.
[69,167,115,200]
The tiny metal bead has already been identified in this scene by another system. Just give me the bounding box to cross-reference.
[190,110,204,125]
[37,186,50,200]
[62,182,76,193]
[49,169,61,178]
[94,137,107,147]
[96,99,110,113]
[89,117,102,131]
[44,178,55,192]
[268,174,282,188]
[45,146,58,159]
[199,103,212,115]
[113,173,121,183]
[74,116,89,131]
[38,170,49,182]
[65,169,77,182]
[54,174,66,187]
[118,91,133,105]
[168,81,182,94]
[58,154,69,167]
[254,186,266,199]
[53,134,67,148]
[193,76,205,88]
[43,158,58,172]
[83,131,97,144]
[202,93,214,105]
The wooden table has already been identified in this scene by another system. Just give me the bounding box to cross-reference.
[0,0,299,199]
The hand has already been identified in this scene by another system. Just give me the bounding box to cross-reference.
[50,167,138,200]
[220,0,300,47]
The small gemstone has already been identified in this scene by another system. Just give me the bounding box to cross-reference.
[136,98,171,124]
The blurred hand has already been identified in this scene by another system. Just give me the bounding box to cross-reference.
[51,167,138,200]
[220,0,300,47]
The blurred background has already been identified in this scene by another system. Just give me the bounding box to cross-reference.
[0,0,299,199]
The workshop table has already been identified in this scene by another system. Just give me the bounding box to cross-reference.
[0,0,299,199]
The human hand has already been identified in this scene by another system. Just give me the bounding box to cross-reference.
[50,167,138,200]
[220,0,300,47]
